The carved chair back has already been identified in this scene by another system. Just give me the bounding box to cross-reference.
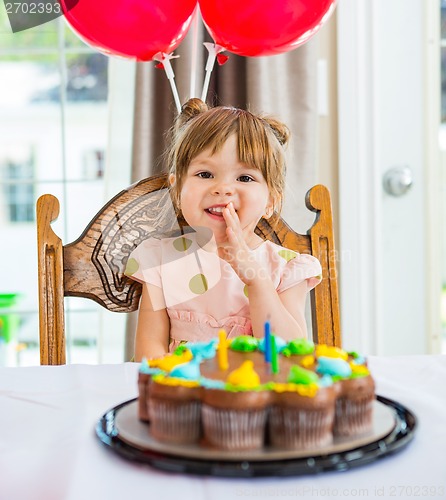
[37,174,340,365]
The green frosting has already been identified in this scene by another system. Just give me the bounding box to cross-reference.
[287,365,319,385]
[229,335,259,352]
[173,345,188,355]
[347,351,359,358]
[282,338,315,357]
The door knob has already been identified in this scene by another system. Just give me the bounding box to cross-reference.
[383,166,413,197]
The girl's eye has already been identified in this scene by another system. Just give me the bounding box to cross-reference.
[238,175,254,183]
[196,171,213,179]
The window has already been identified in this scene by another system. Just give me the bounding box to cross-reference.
[0,7,133,366]
[1,148,35,223]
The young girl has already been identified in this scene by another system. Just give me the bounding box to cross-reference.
[125,98,322,361]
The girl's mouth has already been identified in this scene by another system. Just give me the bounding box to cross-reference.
[205,206,225,220]
[206,206,224,215]
[204,205,237,220]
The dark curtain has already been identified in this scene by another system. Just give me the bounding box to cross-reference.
[125,22,319,360]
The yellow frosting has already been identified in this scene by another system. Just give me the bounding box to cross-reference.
[148,350,193,371]
[315,344,348,360]
[226,360,260,388]
[273,382,319,397]
[350,363,370,376]
[300,355,315,368]
[152,374,199,388]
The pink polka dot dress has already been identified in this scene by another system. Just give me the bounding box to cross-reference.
[125,233,322,352]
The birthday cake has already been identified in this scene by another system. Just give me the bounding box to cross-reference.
[137,336,375,451]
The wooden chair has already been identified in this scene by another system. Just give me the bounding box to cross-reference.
[37,173,341,365]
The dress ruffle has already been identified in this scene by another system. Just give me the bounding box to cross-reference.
[168,309,252,352]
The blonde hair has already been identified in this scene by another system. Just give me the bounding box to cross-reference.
[168,98,290,217]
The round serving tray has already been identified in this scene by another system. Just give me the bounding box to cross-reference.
[95,395,417,477]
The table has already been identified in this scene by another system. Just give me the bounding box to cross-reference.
[1,356,445,500]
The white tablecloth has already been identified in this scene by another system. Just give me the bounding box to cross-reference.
[0,356,445,500]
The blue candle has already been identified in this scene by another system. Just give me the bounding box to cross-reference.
[264,320,271,363]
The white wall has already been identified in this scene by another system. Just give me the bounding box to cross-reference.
[337,0,441,355]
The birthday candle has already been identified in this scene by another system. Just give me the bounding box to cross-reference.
[271,334,279,374]
[264,320,271,363]
[218,329,228,370]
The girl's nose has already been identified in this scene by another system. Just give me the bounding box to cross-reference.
[212,180,234,196]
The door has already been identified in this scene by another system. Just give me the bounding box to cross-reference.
[336,0,442,355]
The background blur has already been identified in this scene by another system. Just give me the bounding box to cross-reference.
[0,0,445,366]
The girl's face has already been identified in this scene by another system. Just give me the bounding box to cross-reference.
[172,134,273,245]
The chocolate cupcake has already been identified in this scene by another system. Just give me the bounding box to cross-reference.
[138,371,151,422]
[201,361,271,450]
[148,375,203,444]
[268,365,337,449]
[148,355,205,444]
[316,354,375,437]
[333,372,375,437]
[137,351,194,423]
[137,360,164,422]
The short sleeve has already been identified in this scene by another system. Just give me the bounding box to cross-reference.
[277,253,322,294]
[124,237,162,288]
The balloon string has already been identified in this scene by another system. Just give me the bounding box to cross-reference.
[153,52,182,114]
[189,5,200,98]
[168,76,182,114]
[201,67,213,102]
[201,43,225,103]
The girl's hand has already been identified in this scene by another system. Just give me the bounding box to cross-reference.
[217,202,264,285]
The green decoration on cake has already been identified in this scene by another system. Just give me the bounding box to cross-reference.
[282,338,315,357]
[230,335,259,352]
[347,351,360,359]
[174,344,188,355]
[287,365,319,385]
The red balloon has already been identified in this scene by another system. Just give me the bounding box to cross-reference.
[61,0,198,61]
[199,0,336,57]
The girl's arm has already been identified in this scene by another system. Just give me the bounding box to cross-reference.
[134,284,170,361]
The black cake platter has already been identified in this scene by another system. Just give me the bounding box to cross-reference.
[95,395,417,477]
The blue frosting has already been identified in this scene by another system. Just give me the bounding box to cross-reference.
[139,359,163,375]
[352,355,366,365]
[187,339,218,359]
[199,377,226,389]
[316,356,352,378]
[318,374,334,387]
[258,335,287,353]
[169,359,201,380]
